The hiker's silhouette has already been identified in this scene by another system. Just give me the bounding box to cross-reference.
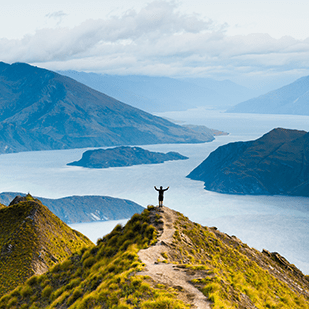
[154,186,169,207]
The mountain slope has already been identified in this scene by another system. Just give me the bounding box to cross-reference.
[0,206,308,308]
[0,62,213,154]
[227,75,309,115]
[0,194,92,296]
[67,146,188,168]
[187,128,309,196]
[0,192,144,224]
[59,71,257,112]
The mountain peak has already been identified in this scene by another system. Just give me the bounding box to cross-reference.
[0,205,308,308]
[0,196,92,296]
[0,62,213,154]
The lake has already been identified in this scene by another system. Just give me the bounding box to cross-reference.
[1,110,309,274]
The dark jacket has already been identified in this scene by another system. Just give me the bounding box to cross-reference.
[154,186,169,201]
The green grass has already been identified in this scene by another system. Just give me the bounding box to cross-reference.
[171,212,309,308]
[0,206,190,309]
[0,195,92,296]
[1,204,308,308]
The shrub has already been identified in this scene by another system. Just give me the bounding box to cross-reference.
[26,276,37,286]
[60,259,72,271]
[41,285,53,298]
[20,285,33,297]
[83,256,95,268]
[67,288,83,306]
[141,295,189,308]
[7,297,18,308]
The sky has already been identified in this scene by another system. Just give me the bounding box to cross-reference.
[1,0,309,90]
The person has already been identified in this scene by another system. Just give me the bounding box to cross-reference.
[154,186,169,207]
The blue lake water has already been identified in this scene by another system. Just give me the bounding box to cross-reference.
[1,110,309,273]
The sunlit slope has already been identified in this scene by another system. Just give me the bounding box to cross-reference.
[0,195,92,296]
[0,205,308,308]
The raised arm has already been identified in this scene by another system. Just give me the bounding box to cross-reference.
[154,186,159,191]
[163,186,169,191]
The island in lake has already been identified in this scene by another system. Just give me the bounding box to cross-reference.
[68,146,189,169]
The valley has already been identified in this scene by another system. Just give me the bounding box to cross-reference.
[0,111,309,275]
[1,1,309,306]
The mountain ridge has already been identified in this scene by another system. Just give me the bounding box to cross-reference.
[0,205,308,308]
[227,75,309,115]
[0,192,144,224]
[0,194,92,296]
[58,70,257,112]
[187,128,309,196]
[0,62,213,154]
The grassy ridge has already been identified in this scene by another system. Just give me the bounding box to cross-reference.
[0,206,189,309]
[0,195,92,296]
[0,204,308,308]
[170,211,309,308]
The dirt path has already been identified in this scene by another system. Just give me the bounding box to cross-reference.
[138,206,211,308]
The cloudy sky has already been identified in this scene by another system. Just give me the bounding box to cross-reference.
[1,0,309,90]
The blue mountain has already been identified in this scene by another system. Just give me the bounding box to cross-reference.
[59,71,257,112]
[227,75,309,115]
[0,62,213,153]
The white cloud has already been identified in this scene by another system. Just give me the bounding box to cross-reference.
[1,0,309,85]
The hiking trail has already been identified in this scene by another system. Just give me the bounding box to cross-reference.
[138,206,211,308]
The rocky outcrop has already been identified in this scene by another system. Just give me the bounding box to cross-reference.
[187,128,309,196]
[67,146,188,169]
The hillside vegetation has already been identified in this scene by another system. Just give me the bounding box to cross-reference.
[0,195,92,296]
[0,205,308,308]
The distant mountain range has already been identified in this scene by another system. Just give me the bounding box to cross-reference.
[67,146,188,168]
[227,75,309,115]
[59,70,257,112]
[0,194,91,296]
[0,192,144,224]
[187,128,309,196]
[0,62,213,154]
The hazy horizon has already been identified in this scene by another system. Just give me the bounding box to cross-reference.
[1,1,309,92]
